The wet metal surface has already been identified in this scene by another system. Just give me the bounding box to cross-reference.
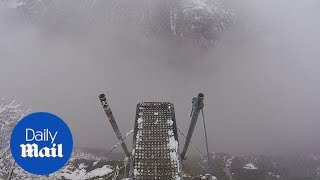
[130,102,181,180]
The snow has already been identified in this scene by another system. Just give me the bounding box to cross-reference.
[133,104,181,179]
[78,163,87,169]
[125,129,134,137]
[268,172,280,179]
[226,156,234,167]
[0,97,29,179]
[93,161,98,167]
[167,122,181,180]
[70,151,102,161]
[200,175,218,180]
[137,117,143,124]
[60,165,113,179]
[309,154,320,161]
[169,141,179,161]
[317,167,320,176]
[7,1,26,8]
[185,0,212,13]
[137,117,144,130]
[134,169,140,176]
[243,163,258,170]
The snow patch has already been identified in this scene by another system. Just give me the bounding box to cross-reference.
[200,174,218,180]
[226,156,234,167]
[60,165,113,179]
[93,161,98,167]
[268,172,280,179]
[243,163,258,170]
[137,117,143,124]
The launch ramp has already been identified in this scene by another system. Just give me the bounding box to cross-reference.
[130,102,182,180]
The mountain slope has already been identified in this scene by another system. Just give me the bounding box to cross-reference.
[1,0,237,47]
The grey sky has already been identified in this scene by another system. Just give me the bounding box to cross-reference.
[1,0,320,155]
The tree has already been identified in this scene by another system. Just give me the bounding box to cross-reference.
[0,97,29,180]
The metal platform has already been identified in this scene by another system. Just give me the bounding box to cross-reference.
[130,102,182,180]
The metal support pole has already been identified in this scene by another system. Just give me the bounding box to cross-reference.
[99,94,131,157]
[201,109,212,175]
[181,93,204,160]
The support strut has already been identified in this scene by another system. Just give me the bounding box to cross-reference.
[181,93,204,160]
[99,94,131,158]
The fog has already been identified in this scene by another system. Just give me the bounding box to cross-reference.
[1,0,320,155]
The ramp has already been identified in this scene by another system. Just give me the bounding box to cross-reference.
[130,102,182,180]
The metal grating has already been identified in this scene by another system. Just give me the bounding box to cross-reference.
[130,102,182,180]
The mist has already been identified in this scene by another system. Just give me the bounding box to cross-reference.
[1,0,320,156]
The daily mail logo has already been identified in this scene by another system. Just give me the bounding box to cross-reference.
[10,112,73,175]
[20,128,63,158]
